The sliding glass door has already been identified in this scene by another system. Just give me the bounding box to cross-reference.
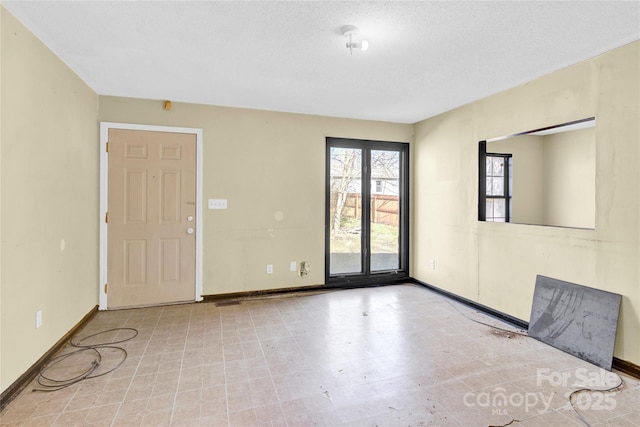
[328,146,363,275]
[326,138,409,285]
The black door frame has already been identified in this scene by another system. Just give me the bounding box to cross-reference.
[325,137,410,286]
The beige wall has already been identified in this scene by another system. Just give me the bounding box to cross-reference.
[542,127,596,228]
[98,99,413,296]
[0,7,411,394]
[413,41,640,364]
[0,6,4,388]
[0,9,99,392]
[488,135,545,224]
[2,4,639,397]
[488,127,596,228]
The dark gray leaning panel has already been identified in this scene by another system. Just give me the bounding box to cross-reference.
[528,275,621,371]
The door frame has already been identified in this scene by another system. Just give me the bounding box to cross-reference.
[99,122,204,310]
[325,137,410,286]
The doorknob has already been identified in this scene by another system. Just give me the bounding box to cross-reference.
[186,228,194,235]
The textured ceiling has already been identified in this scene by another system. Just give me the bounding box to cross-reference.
[3,1,639,123]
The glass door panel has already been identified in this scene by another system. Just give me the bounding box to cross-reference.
[370,150,400,271]
[326,138,408,286]
[329,147,362,275]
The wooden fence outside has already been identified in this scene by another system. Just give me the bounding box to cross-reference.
[343,193,399,226]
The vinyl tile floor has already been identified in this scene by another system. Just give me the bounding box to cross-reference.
[1,284,639,426]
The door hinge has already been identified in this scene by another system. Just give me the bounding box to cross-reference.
[105,212,109,223]
[106,142,109,153]
[104,283,108,294]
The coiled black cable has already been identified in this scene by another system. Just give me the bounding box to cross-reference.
[33,328,138,392]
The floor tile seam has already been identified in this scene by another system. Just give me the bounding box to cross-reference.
[8,286,634,427]
[440,365,501,381]
[571,406,628,425]
[254,299,301,349]
[431,395,538,426]
[452,370,530,393]
[249,311,290,427]
[38,381,80,421]
[273,294,314,374]
[168,308,203,426]
[557,405,605,426]
[108,307,160,427]
[61,397,127,416]
[0,401,45,425]
[217,309,233,427]
[49,310,142,425]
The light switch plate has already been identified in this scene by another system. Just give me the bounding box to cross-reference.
[208,199,227,209]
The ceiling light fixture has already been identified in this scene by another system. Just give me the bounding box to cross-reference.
[342,25,368,55]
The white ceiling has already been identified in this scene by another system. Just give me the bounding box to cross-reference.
[3,1,639,124]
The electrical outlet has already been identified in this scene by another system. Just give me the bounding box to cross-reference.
[290,261,297,272]
[429,259,436,270]
[36,310,43,328]
[266,264,273,274]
